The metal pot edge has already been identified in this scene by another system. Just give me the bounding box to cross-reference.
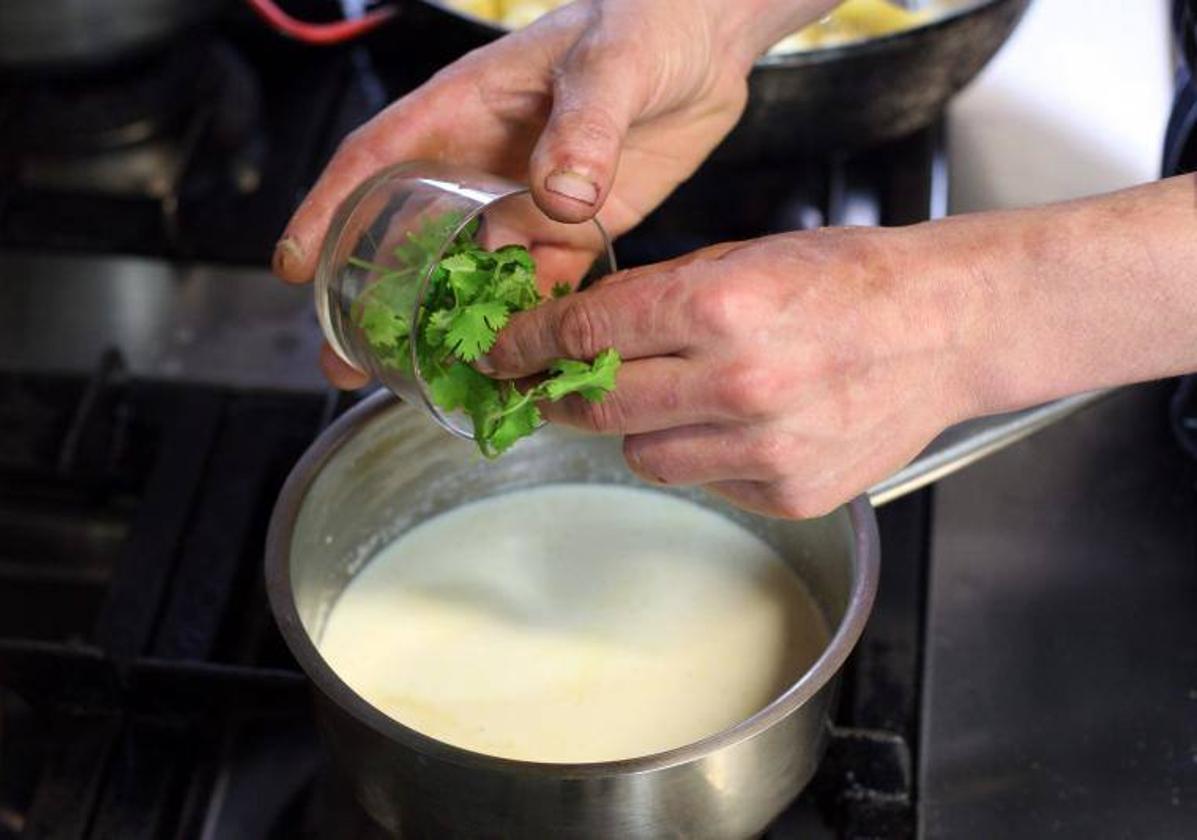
[263,389,881,778]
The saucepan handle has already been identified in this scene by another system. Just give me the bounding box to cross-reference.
[867,390,1110,506]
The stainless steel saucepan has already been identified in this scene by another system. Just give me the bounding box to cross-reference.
[265,392,879,839]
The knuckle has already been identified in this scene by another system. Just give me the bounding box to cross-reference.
[714,360,779,420]
[688,283,748,337]
[567,30,640,87]
[575,392,627,434]
[484,331,520,372]
[623,436,670,483]
[483,314,536,374]
[329,127,387,176]
[556,109,620,151]
[555,299,606,360]
[329,130,363,167]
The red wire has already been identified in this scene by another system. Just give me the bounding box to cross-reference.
[245,0,397,46]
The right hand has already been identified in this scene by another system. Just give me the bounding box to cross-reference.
[272,0,836,387]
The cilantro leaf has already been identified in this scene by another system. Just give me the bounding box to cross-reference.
[440,252,492,303]
[536,349,622,403]
[551,282,572,299]
[393,212,470,270]
[428,361,491,413]
[491,247,541,310]
[493,244,535,270]
[486,388,543,456]
[357,295,408,347]
[444,300,509,362]
[354,273,417,373]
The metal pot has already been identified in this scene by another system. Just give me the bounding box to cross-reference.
[720,0,1032,159]
[0,0,224,71]
[265,391,880,839]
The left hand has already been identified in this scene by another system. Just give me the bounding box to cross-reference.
[480,225,984,518]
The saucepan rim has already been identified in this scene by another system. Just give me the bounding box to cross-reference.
[265,389,880,778]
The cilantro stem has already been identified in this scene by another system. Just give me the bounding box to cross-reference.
[347,255,393,274]
[495,386,537,419]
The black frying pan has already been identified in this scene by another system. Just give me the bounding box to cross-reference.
[388,0,1031,160]
[732,0,1032,158]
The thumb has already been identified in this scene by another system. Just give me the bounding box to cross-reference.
[529,37,644,224]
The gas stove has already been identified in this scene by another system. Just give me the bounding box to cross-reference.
[4,5,1196,839]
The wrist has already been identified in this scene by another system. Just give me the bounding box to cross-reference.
[922,177,1197,420]
[903,208,1075,422]
[721,0,840,68]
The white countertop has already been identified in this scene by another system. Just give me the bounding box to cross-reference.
[948,0,1174,213]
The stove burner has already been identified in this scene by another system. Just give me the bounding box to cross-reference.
[4,39,261,189]
[0,26,354,262]
[1,47,209,155]
[0,38,265,256]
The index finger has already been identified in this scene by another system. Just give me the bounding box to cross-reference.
[482,239,746,377]
[481,264,690,378]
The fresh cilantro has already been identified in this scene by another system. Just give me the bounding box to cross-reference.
[486,396,542,456]
[352,214,621,457]
[444,300,509,362]
[427,361,486,413]
[539,349,622,403]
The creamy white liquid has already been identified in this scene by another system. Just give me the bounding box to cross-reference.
[318,484,829,763]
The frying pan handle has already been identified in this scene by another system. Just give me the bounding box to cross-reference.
[245,0,398,45]
[867,390,1111,506]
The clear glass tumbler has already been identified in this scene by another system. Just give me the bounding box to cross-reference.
[314,161,616,441]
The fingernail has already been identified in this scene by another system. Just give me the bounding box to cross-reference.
[272,236,304,276]
[475,355,496,375]
[545,170,598,205]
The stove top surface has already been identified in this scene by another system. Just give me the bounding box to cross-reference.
[0,364,927,839]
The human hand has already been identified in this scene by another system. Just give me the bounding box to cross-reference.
[273,0,836,388]
[480,225,986,518]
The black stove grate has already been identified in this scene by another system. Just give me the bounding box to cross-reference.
[0,356,346,839]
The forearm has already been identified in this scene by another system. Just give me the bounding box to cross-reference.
[936,175,1197,416]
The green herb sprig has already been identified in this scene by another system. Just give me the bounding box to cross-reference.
[351,214,621,457]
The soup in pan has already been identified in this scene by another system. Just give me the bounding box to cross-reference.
[318,484,829,763]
